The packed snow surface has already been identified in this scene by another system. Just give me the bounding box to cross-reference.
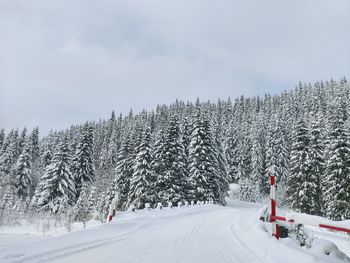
[1,200,349,263]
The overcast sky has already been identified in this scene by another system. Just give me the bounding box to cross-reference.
[1,0,349,134]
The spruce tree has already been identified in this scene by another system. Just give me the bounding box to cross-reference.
[151,129,166,187]
[236,140,250,182]
[72,124,95,197]
[181,117,192,194]
[29,127,40,160]
[114,135,134,209]
[308,114,324,215]
[274,118,289,184]
[98,116,117,190]
[74,185,93,226]
[265,116,289,185]
[99,128,135,214]
[323,103,350,220]
[237,127,259,202]
[213,122,229,204]
[0,130,18,192]
[286,118,318,214]
[17,128,27,157]
[239,178,259,202]
[226,125,239,183]
[182,117,192,159]
[100,178,118,217]
[251,129,264,193]
[0,128,5,150]
[154,115,188,205]
[39,132,55,168]
[188,111,221,203]
[14,140,33,201]
[127,128,155,209]
[33,137,76,214]
[87,186,98,217]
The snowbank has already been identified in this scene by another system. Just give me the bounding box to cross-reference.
[0,219,102,237]
[1,201,349,263]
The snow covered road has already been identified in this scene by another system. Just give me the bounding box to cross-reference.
[1,200,348,263]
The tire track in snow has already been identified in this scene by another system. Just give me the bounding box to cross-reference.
[18,236,126,263]
[228,216,264,263]
[204,208,264,263]
[227,207,279,263]
[4,225,141,263]
[3,203,336,263]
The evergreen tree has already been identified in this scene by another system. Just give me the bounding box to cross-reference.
[33,137,76,214]
[308,114,324,215]
[39,132,55,168]
[237,126,260,202]
[323,102,350,220]
[98,115,117,190]
[181,117,192,190]
[188,111,222,203]
[14,140,33,201]
[154,115,188,205]
[239,178,259,202]
[127,128,155,209]
[1,129,16,155]
[17,128,27,157]
[250,124,264,194]
[74,185,93,226]
[100,178,118,218]
[213,122,229,204]
[29,127,40,160]
[72,124,95,197]
[0,186,17,225]
[181,117,192,159]
[265,116,289,184]
[114,135,134,209]
[0,130,18,189]
[151,129,166,185]
[226,125,239,183]
[236,121,252,183]
[10,129,20,160]
[274,118,289,184]
[87,186,98,217]
[0,128,5,150]
[286,118,318,214]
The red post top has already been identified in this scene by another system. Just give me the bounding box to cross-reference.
[270,215,295,223]
[269,175,276,186]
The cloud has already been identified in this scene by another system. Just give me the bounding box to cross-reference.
[0,0,349,133]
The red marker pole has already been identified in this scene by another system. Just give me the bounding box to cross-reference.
[107,198,117,222]
[107,203,113,222]
[269,174,279,239]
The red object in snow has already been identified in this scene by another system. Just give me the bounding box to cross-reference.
[270,215,295,223]
[269,174,279,240]
[318,224,350,234]
[267,176,350,237]
[108,215,112,222]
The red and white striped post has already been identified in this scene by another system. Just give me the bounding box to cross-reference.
[269,174,279,239]
[265,173,350,239]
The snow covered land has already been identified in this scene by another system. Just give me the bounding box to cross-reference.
[1,79,350,262]
[1,199,349,263]
[1,0,349,260]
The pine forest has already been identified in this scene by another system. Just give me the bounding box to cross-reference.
[1,78,350,226]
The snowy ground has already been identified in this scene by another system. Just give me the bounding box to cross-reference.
[1,200,349,263]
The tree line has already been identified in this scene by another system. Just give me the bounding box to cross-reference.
[0,78,349,225]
